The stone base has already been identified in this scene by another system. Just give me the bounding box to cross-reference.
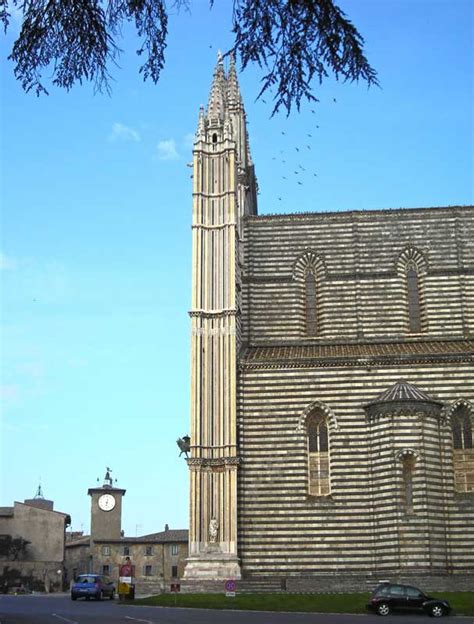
[183,552,241,580]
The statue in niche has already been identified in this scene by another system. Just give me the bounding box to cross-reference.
[208,517,219,543]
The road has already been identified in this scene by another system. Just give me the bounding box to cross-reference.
[0,594,471,624]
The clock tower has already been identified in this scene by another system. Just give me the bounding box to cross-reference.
[88,468,126,541]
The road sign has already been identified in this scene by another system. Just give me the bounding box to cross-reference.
[224,579,236,592]
[171,583,181,593]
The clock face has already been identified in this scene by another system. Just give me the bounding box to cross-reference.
[98,493,116,512]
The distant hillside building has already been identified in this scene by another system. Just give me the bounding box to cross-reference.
[0,486,70,592]
[65,472,188,594]
[184,54,474,587]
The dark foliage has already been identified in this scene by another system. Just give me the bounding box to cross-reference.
[0,536,30,561]
[1,566,46,593]
[230,0,378,114]
[2,0,377,113]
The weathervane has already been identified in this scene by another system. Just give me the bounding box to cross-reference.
[97,467,117,487]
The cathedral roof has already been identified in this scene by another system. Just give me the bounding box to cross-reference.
[240,339,474,369]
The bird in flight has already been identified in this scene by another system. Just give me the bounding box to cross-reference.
[297,181,303,185]
[295,147,300,152]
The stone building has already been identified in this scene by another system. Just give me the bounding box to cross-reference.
[0,486,70,592]
[184,54,474,587]
[65,473,188,593]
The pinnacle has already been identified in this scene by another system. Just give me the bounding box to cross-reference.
[227,51,241,108]
[207,52,227,120]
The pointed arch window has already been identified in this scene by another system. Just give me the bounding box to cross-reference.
[307,413,330,496]
[402,454,416,513]
[293,251,326,338]
[452,405,474,493]
[305,271,318,336]
[406,262,422,333]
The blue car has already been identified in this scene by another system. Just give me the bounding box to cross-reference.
[71,574,115,601]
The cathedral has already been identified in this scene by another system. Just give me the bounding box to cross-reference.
[184,54,474,587]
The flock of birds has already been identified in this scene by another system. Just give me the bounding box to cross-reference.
[258,100,338,208]
[204,46,341,210]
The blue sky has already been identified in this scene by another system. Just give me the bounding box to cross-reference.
[1,0,472,538]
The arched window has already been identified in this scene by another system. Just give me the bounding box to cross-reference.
[452,407,473,450]
[402,454,416,513]
[406,262,422,333]
[397,247,428,334]
[305,271,318,336]
[452,405,474,493]
[307,413,330,496]
[292,251,326,338]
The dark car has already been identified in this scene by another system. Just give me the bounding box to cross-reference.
[71,574,115,601]
[367,583,451,617]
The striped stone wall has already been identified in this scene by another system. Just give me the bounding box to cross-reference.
[237,205,474,577]
[241,207,473,343]
[237,361,474,576]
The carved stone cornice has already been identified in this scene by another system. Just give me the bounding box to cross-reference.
[189,308,239,318]
[240,354,473,370]
[192,222,237,230]
[187,457,241,471]
[244,206,470,222]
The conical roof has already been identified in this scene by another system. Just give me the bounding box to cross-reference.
[366,380,443,407]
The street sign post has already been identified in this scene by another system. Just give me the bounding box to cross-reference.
[118,560,135,600]
[224,579,236,597]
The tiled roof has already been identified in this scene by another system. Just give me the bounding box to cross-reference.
[241,340,474,366]
[140,529,188,542]
[91,529,188,544]
[366,380,442,406]
[65,536,90,547]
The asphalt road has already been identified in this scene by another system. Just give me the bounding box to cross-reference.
[0,594,472,624]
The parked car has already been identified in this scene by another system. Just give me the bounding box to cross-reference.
[71,574,115,601]
[367,583,451,617]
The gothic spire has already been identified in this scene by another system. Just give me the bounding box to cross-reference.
[227,52,241,109]
[207,51,226,122]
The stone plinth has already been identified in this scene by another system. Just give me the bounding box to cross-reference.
[183,545,241,580]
